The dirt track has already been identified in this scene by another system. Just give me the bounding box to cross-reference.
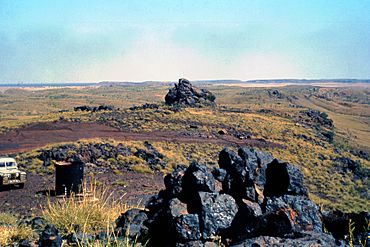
[0,121,282,155]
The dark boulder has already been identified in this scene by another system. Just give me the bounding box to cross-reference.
[195,192,238,239]
[264,195,322,233]
[259,209,296,237]
[38,224,62,247]
[28,216,48,235]
[182,162,216,203]
[230,232,339,247]
[113,147,352,246]
[165,78,216,106]
[212,168,227,182]
[168,198,188,219]
[322,210,369,244]
[267,89,284,99]
[226,200,264,241]
[115,209,149,240]
[130,103,160,111]
[174,214,201,241]
[164,165,186,199]
[219,148,255,201]
[263,159,308,197]
[74,105,113,112]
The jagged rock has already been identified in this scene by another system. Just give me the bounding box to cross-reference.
[226,202,264,241]
[230,232,340,247]
[212,168,227,182]
[113,147,354,246]
[195,192,238,239]
[219,148,255,201]
[28,216,48,235]
[115,209,149,240]
[263,159,308,197]
[145,190,167,212]
[164,165,186,199]
[174,214,201,241]
[175,241,219,247]
[241,199,262,218]
[168,198,188,218]
[264,195,322,233]
[182,162,216,203]
[260,210,296,237]
[39,224,62,247]
[165,78,216,106]
[322,210,369,244]
[175,240,204,247]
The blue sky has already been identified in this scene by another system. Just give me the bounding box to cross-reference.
[0,0,369,83]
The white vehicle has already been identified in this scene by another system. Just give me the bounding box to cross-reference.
[0,157,26,188]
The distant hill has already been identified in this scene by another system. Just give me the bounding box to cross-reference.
[1,79,369,88]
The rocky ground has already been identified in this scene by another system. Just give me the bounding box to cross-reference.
[20,147,368,247]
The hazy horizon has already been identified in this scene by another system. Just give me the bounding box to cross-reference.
[1,1,369,83]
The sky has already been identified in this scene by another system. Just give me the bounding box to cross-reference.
[0,0,370,83]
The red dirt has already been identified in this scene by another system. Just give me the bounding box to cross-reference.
[0,121,282,155]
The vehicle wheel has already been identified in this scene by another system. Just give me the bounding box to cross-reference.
[18,183,24,189]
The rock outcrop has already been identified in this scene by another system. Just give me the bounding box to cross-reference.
[74,105,114,112]
[165,78,216,106]
[114,147,342,246]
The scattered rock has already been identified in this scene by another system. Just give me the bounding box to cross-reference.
[129,103,160,111]
[165,78,216,106]
[267,89,284,99]
[300,109,333,129]
[74,105,114,112]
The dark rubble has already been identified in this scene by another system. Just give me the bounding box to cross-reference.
[114,147,354,246]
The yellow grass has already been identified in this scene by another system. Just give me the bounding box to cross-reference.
[41,179,134,236]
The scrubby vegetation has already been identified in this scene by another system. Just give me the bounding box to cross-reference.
[1,84,369,214]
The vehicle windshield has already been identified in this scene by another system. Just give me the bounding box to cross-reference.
[7,162,16,167]
[0,162,5,168]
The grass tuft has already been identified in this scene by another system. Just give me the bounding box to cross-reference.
[41,179,133,237]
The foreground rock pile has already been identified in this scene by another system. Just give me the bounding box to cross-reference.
[115,147,342,246]
[165,78,216,106]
